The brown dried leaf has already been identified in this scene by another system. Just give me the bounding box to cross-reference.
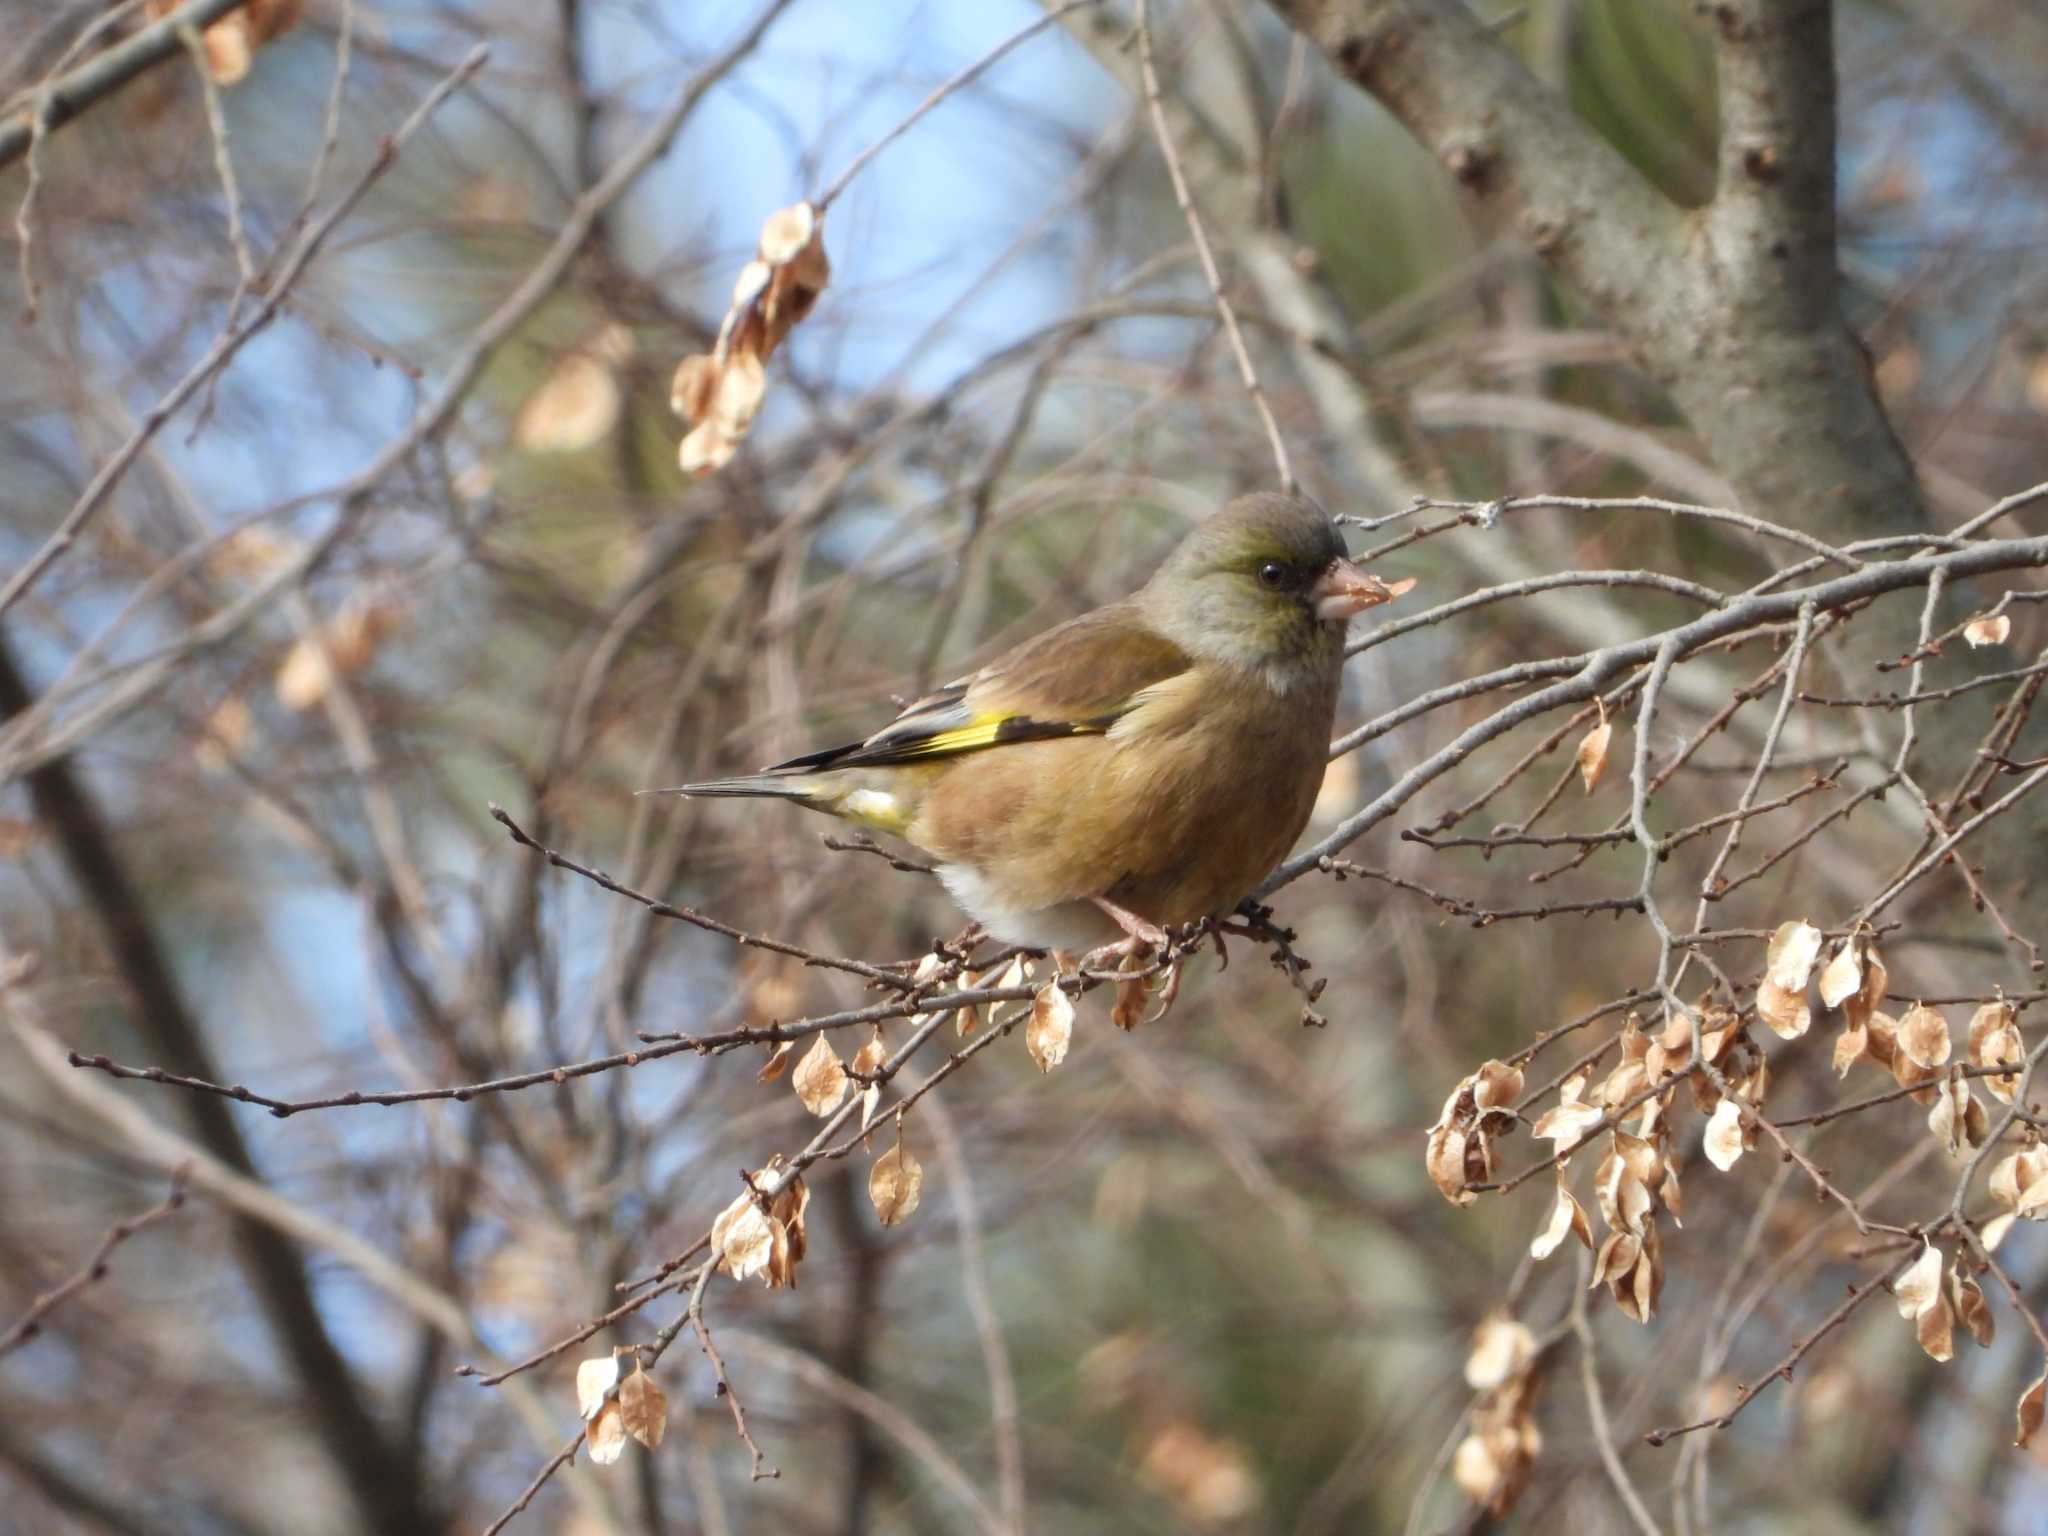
[1963,613,2012,648]
[792,1033,848,1116]
[1599,1060,1648,1116]
[205,525,301,586]
[1576,715,1613,794]
[1832,1023,1869,1078]
[1844,946,1889,1032]
[1451,1362,1543,1519]
[1897,1003,1951,1069]
[1659,1159,1684,1226]
[851,1030,886,1134]
[515,352,621,452]
[1451,1433,1501,1510]
[1968,1001,2024,1103]
[1927,1070,1985,1156]
[1817,941,1863,1011]
[1618,1015,1648,1063]
[2019,1369,2047,1449]
[617,1366,667,1449]
[1110,970,1153,1031]
[575,1354,620,1420]
[1703,1098,1747,1171]
[1426,1120,1474,1209]
[1597,1229,1659,1324]
[275,598,400,712]
[1530,1182,1592,1260]
[1593,1231,1640,1290]
[1895,1242,1943,1320]
[1892,1050,1938,1105]
[757,205,830,331]
[763,1213,794,1289]
[1531,1100,1604,1159]
[1630,1227,1664,1322]
[768,1168,808,1272]
[1596,1157,1654,1235]
[869,1142,923,1227]
[1612,1130,1661,1186]
[1464,1126,1499,1188]
[1027,980,1075,1071]
[670,353,717,421]
[1473,1059,1525,1114]
[710,1191,774,1282]
[587,1400,628,1465]
[1135,1417,1261,1526]
[1764,920,1824,992]
[759,203,816,266]
[1755,978,1811,1040]
[2021,1173,2048,1220]
[1988,1148,2048,1213]
[756,1040,796,1084]
[1952,1267,1994,1350]
[1916,1290,1955,1363]
[1465,1312,1537,1391]
[148,0,300,85]
[669,203,830,477]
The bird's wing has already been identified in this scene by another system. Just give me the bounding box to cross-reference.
[765,603,1191,772]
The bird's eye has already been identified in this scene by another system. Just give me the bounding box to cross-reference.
[1257,561,1288,590]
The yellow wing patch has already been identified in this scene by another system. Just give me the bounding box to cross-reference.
[893,717,1012,757]
[880,712,1113,762]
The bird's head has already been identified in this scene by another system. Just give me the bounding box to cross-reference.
[1140,492,1413,689]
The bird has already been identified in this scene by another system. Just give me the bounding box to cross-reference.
[669,492,1412,960]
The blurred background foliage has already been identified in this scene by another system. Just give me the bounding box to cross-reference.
[1,1,2046,1533]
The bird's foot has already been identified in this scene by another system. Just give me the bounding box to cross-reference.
[1079,900,1198,1026]
[1088,894,1170,951]
[1078,933,1152,973]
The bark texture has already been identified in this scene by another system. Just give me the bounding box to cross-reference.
[1263,0,1925,531]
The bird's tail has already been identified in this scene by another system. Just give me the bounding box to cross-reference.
[645,775,815,801]
[648,770,909,835]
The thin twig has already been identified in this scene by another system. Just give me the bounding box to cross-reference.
[814,0,1106,210]
[0,1170,188,1355]
[0,42,490,621]
[686,1261,779,1479]
[1134,0,1295,492]
[1571,1249,1664,1535]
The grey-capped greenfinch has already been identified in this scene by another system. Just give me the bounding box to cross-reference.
[673,493,1411,953]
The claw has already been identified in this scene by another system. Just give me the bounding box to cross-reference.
[1152,955,1185,1017]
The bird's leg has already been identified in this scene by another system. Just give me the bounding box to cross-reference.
[1088,895,1170,951]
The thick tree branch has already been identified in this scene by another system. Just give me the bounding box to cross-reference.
[1261,0,1683,353]
[1263,0,1924,531]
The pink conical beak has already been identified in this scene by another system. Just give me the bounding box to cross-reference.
[1312,558,1416,622]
